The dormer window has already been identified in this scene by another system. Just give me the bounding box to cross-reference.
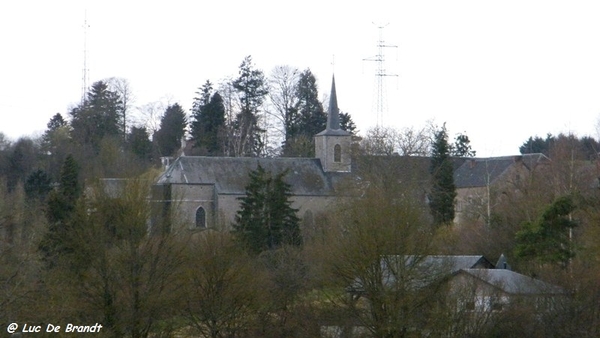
[334,144,341,162]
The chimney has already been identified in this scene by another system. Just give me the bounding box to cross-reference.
[160,156,173,170]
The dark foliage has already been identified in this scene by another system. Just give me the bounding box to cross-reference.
[127,126,153,162]
[429,124,456,226]
[6,137,39,192]
[232,56,269,157]
[339,111,357,135]
[24,168,52,201]
[39,155,82,265]
[190,80,226,155]
[452,133,476,157]
[154,103,187,157]
[233,165,301,254]
[515,195,578,267]
[70,81,124,151]
[520,133,600,160]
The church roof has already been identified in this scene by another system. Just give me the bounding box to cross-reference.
[454,153,547,188]
[155,156,344,196]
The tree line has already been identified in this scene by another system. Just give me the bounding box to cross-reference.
[2,50,600,336]
[2,127,600,336]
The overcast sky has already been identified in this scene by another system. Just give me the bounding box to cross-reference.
[2,1,600,156]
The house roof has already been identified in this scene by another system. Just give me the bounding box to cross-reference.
[350,255,563,296]
[421,255,495,274]
[356,255,495,291]
[155,156,345,196]
[459,268,565,295]
[454,153,548,188]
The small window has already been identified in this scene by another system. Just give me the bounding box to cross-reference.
[334,144,341,162]
[195,207,206,228]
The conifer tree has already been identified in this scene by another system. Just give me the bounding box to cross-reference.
[39,154,82,265]
[233,165,301,254]
[339,111,357,134]
[452,133,476,157]
[70,81,124,150]
[24,168,52,201]
[429,124,456,226]
[232,56,269,157]
[515,195,577,267]
[190,80,226,155]
[154,103,187,157]
[283,69,326,157]
[127,126,153,161]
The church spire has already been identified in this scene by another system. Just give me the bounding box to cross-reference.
[327,75,340,130]
[317,74,350,136]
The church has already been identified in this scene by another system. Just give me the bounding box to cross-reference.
[151,76,356,231]
[151,75,548,232]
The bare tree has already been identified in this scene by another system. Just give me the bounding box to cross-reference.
[49,177,186,337]
[183,232,265,338]
[107,77,135,139]
[137,101,167,136]
[267,65,300,139]
[321,178,444,337]
[361,126,431,156]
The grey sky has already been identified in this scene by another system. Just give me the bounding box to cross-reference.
[2,0,600,156]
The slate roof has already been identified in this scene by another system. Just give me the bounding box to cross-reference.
[350,255,562,297]
[454,153,548,188]
[155,156,345,196]
[349,255,496,292]
[351,155,441,193]
[459,269,565,295]
[420,255,495,274]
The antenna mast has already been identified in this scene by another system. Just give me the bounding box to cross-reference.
[81,10,90,104]
[363,23,398,127]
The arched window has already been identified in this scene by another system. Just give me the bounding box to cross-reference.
[334,144,341,162]
[195,207,206,228]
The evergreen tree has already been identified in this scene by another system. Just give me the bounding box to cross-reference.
[24,168,52,201]
[295,69,326,137]
[232,56,269,157]
[519,134,554,155]
[339,111,357,135]
[70,81,124,150]
[127,126,153,161]
[283,69,326,157]
[45,155,81,224]
[41,113,69,154]
[233,165,301,254]
[46,113,67,133]
[452,133,476,157]
[190,80,226,155]
[6,138,38,192]
[515,195,577,267]
[519,133,600,159]
[429,124,456,226]
[154,103,187,157]
[39,155,82,265]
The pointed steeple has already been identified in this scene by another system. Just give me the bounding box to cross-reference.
[317,75,350,136]
[327,75,340,130]
[315,74,352,172]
